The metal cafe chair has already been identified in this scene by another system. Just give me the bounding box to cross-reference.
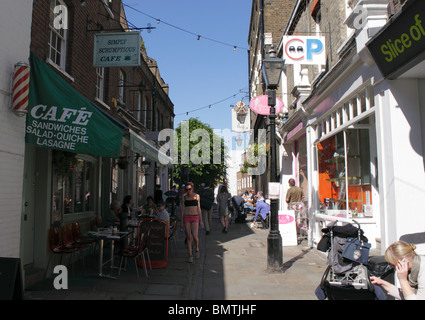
[118,228,151,285]
[45,226,77,279]
[72,221,97,254]
[168,220,178,254]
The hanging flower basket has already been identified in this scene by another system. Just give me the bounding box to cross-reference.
[117,156,129,169]
[52,150,77,175]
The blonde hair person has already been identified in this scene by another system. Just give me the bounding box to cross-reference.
[371,241,425,300]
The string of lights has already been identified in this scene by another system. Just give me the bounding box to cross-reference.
[110,2,250,119]
[175,88,248,117]
[122,3,249,51]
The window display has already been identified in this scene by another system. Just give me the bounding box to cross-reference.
[317,128,372,217]
[52,154,95,221]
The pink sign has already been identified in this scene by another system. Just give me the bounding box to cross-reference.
[279,214,295,225]
[249,95,285,115]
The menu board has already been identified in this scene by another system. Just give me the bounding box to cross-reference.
[137,218,169,269]
[0,257,23,300]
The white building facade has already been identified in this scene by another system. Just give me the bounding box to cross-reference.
[278,0,425,252]
[0,1,33,258]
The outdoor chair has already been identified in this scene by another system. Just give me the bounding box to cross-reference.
[72,221,97,253]
[168,220,178,254]
[118,228,151,284]
[45,226,77,279]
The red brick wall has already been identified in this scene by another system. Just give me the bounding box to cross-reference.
[30,0,173,131]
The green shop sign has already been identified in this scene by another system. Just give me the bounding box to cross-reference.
[26,52,123,158]
[367,1,425,79]
[129,130,174,167]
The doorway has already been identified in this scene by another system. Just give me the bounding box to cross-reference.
[21,145,36,266]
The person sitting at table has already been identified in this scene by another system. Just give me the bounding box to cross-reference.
[121,195,133,217]
[253,191,270,229]
[142,196,156,215]
[155,200,170,226]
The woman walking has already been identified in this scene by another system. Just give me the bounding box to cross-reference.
[217,185,231,233]
[181,182,203,263]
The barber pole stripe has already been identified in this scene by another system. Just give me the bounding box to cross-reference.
[11,62,30,116]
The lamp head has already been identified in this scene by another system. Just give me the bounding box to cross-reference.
[262,45,285,90]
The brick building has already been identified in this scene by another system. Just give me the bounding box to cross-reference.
[247,0,296,196]
[22,0,174,286]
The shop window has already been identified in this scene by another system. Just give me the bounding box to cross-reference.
[52,155,95,222]
[112,161,118,194]
[297,136,308,197]
[317,128,372,217]
[96,68,104,101]
[118,70,125,105]
[136,157,147,207]
[48,0,68,69]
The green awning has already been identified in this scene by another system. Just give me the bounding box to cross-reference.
[129,129,173,167]
[25,52,123,158]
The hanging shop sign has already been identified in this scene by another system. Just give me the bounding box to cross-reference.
[282,36,326,65]
[94,31,141,67]
[366,1,425,79]
[231,101,251,132]
[26,52,123,158]
[249,95,285,115]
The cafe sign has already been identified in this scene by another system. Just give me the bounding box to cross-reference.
[367,1,425,79]
[26,52,123,158]
[94,32,141,67]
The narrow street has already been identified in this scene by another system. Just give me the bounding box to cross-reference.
[24,211,328,301]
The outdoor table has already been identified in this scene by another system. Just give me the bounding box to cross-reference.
[86,228,132,279]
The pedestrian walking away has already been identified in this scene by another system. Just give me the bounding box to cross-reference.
[199,181,215,235]
[181,182,203,263]
[216,185,231,233]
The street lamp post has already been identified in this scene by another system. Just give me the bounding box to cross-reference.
[262,45,285,272]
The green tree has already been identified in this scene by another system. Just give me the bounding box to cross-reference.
[173,118,227,188]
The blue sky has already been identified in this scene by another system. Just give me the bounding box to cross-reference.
[122,0,251,134]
